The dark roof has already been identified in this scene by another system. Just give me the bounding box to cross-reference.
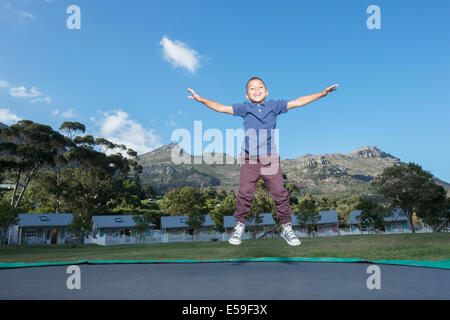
[18,213,73,227]
[348,211,362,224]
[384,209,409,222]
[349,208,408,224]
[161,215,215,229]
[92,215,155,228]
[223,214,275,228]
[291,210,339,226]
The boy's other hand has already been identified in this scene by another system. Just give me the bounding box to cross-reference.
[187,88,204,103]
[321,84,339,97]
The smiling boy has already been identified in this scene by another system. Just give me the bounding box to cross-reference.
[187,78,338,246]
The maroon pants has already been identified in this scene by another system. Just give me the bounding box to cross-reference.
[233,153,293,224]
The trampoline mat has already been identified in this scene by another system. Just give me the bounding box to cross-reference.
[1,261,449,300]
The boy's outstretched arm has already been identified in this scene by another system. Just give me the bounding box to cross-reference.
[187,88,233,115]
[287,84,339,110]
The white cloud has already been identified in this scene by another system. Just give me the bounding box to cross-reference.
[0,80,10,88]
[60,109,76,118]
[51,108,76,118]
[17,11,34,19]
[0,2,36,22]
[0,108,21,125]
[177,110,183,115]
[31,96,51,104]
[160,35,202,74]
[8,84,51,104]
[9,86,42,98]
[96,109,162,156]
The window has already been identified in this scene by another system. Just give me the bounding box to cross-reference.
[115,218,124,223]
[180,218,187,223]
[26,230,37,238]
[39,216,50,222]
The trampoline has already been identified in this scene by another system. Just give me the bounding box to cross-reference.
[1,258,449,300]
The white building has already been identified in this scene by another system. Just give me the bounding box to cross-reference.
[160,215,220,242]
[291,210,339,238]
[343,209,433,235]
[8,213,74,245]
[85,215,159,246]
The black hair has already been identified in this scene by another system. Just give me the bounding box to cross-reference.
[246,77,266,92]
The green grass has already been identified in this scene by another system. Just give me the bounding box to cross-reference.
[1,233,449,263]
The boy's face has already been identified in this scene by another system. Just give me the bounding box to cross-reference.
[246,79,268,103]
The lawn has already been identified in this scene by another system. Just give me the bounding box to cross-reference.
[1,233,449,263]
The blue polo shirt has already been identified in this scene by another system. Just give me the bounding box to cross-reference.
[232,99,289,155]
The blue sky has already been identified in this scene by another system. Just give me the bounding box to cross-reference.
[0,0,449,182]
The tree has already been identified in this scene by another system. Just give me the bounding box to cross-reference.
[107,176,146,213]
[59,121,86,140]
[201,186,217,201]
[158,187,208,216]
[142,185,156,199]
[1,120,142,217]
[210,194,236,233]
[205,198,221,213]
[186,211,206,242]
[294,193,320,237]
[355,197,390,234]
[336,196,364,235]
[133,213,154,244]
[316,196,336,212]
[285,182,300,205]
[414,181,449,232]
[26,168,75,213]
[64,131,141,215]
[0,120,69,209]
[68,167,116,215]
[372,162,445,233]
[0,200,19,252]
[67,206,92,247]
[217,189,229,201]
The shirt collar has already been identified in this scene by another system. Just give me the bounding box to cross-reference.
[247,100,266,106]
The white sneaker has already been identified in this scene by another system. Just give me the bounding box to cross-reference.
[228,222,245,245]
[281,223,301,246]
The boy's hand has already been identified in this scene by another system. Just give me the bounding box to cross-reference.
[187,88,233,114]
[187,88,204,103]
[321,84,339,97]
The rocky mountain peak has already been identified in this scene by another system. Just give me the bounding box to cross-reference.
[346,146,396,159]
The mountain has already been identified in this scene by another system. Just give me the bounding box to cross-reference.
[138,144,240,195]
[138,144,450,199]
[281,146,401,198]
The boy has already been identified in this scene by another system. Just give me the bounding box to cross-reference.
[187,78,338,246]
